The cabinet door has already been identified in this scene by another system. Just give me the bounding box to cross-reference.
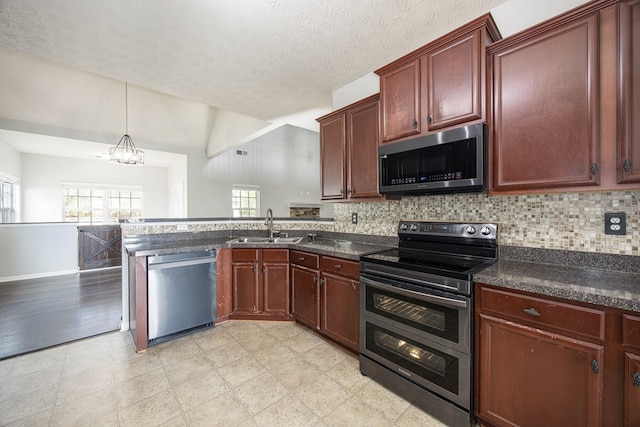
[232,262,258,314]
[617,0,640,184]
[380,60,420,143]
[319,114,346,200]
[291,265,320,329]
[424,29,482,131]
[477,313,604,427]
[624,352,640,427]
[347,97,380,199]
[321,273,359,352]
[262,261,289,316]
[490,14,601,192]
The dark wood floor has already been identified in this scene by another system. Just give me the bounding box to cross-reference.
[0,268,122,360]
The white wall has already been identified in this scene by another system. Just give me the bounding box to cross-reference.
[21,153,168,222]
[203,124,330,217]
[0,138,21,179]
[0,223,77,280]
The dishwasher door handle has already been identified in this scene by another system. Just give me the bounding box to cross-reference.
[148,256,216,270]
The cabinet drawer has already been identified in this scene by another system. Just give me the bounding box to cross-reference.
[290,250,319,270]
[623,314,640,349]
[479,286,605,342]
[262,249,289,262]
[321,256,359,278]
[232,248,259,262]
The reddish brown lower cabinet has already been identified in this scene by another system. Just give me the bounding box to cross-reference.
[475,284,609,426]
[291,251,360,352]
[624,352,640,426]
[477,313,604,427]
[231,248,290,319]
[320,256,360,352]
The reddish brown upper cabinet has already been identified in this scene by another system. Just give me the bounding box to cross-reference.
[489,0,640,194]
[317,94,382,201]
[377,14,500,145]
[617,0,640,185]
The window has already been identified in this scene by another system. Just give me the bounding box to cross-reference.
[232,185,260,218]
[0,177,16,223]
[63,184,143,225]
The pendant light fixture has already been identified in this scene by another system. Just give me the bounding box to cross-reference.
[109,82,144,165]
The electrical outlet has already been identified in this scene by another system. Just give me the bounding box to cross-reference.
[176,224,189,231]
[351,212,358,224]
[604,212,626,235]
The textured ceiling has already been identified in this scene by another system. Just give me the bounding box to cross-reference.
[0,0,507,121]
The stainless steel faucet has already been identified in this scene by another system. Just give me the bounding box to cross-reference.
[265,208,274,238]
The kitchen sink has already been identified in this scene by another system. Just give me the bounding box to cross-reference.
[227,236,303,244]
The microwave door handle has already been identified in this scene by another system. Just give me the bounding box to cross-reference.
[362,276,467,309]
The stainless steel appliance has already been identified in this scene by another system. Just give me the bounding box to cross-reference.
[147,249,216,342]
[359,221,498,427]
[379,123,486,196]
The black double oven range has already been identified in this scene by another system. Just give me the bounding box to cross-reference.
[359,221,498,427]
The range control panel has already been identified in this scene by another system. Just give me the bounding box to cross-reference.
[397,221,498,240]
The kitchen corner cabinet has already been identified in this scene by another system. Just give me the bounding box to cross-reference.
[317,94,382,201]
[231,248,290,319]
[475,285,605,427]
[291,250,360,352]
[489,0,640,194]
[377,14,500,144]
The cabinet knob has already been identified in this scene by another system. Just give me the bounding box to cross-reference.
[320,278,325,285]
[312,276,317,283]
[591,163,598,176]
[334,264,342,269]
[427,115,432,124]
[523,307,540,317]
[633,372,640,387]
[412,118,417,128]
[299,257,305,261]
[624,159,632,173]
[591,359,599,374]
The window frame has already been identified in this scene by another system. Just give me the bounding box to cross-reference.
[231,185,260,218]
[62,182,143,225]
[0,174,18,223]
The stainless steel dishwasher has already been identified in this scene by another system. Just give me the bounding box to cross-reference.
[147,249,216,343]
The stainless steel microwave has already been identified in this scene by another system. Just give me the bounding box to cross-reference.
[379,123,487,196]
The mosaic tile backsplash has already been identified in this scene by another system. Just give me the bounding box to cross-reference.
[333,191,639,256]
[122,191,638,257]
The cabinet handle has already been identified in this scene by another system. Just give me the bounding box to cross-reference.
[624,159,632,173]
[523,308,540,317]
[253,266,257,273]
[633,372,640,387]
[591,359,599,374]
[299,257,305,261]
[334,264,342,269]
[412,118,417,128]
[351,282,357,290]
[312,276,317,283]
[262,267,265,274]
[591,163,598,176]
[320,278,325,285]
[427,115,432,124]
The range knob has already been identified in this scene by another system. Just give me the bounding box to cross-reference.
[466,226,476,235]
[400,223,408,231]
[480,226,492,236]
[410,224,418,231]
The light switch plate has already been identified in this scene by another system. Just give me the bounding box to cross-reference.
[604,212,626,235]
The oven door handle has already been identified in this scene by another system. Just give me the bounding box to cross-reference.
[361,276,468,309]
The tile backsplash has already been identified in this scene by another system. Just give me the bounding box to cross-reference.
[332,191,639,256]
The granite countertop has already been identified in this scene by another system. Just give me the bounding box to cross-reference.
[124,236,392,260]
[476,257,640,313]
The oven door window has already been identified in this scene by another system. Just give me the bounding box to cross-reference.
[365,322,458,394]
[365,284,459,344]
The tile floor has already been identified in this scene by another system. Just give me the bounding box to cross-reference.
[0,320,447,426]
